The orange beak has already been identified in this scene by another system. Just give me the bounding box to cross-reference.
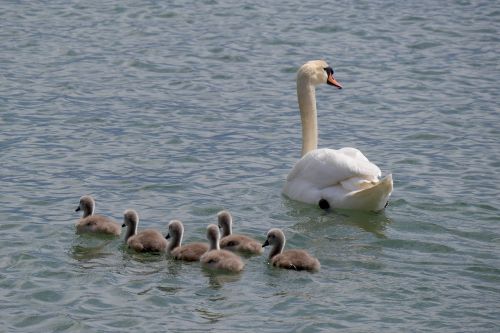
[327,73,342,89]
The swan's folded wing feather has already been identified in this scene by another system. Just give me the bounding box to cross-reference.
[286,148,381,187]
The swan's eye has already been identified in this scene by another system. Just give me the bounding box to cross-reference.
[324,67,334,75]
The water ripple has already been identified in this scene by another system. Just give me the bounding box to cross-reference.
[1,0,499,331]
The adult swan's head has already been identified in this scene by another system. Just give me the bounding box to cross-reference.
[297,60,343,89]
[283,60,393,212]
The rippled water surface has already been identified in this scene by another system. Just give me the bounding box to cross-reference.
[1,0,499,331]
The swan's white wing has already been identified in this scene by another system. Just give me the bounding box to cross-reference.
[286,148,381,187]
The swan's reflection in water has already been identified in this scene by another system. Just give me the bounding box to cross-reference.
[285,199,392,239]
[69,234,117,262]
[202,267,242,289]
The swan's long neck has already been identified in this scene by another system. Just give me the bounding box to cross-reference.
[269,237,285,260]
[82,200,95,218]
[209,236,220,251]
[221,220,232,237]
[208,226,221,251]
[124,221,137,242]
[167,228,182,252]
[297,79,318,156]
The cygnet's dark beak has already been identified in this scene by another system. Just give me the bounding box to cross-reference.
[165,233,170,240]
[121,224,126,228]
[75,206,80,212]
[262,239,270,248]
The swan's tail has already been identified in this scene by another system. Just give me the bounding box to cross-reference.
[349,174,393,212]
[320,174,393,212]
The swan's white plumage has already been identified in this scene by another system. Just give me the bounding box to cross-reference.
[286,148,381,185]
[282,60,393,211]
[284,148,392,210]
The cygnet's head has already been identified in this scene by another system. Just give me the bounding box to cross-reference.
[166,219,184,242]
[75,195,95,217]
[262,228,286,248]
[217,210,232,237]
[297,60,342,89]
[121,209,139,241]
[122,209,139,228]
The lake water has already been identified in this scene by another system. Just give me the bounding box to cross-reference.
[1,0,499,331]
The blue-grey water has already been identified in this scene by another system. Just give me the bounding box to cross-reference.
[1,0,499,331]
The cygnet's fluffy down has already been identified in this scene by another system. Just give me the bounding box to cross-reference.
[262,228,320,272]
[200,224,244,273]
[165,220,209,261]
[217,210,263,255]
[75,195,121,236]
[122,209,167,252]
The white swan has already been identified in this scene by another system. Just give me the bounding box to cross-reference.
[283,60,393,211]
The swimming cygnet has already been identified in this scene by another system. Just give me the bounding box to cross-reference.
[217,210,263,255]
[122,209,167,252]
[165,220,209,261]
[262,228,320,272]
[200,224,244,273]
[75,195,121,236]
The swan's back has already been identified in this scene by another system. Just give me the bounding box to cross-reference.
[283,148,389,208]
[200,249,244,273]
[220,235,263,255]
[127,229,167,252]
[76,215,121,236]
[271,249,320,272]
[171,242,209,261]
[286,148,381,185]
